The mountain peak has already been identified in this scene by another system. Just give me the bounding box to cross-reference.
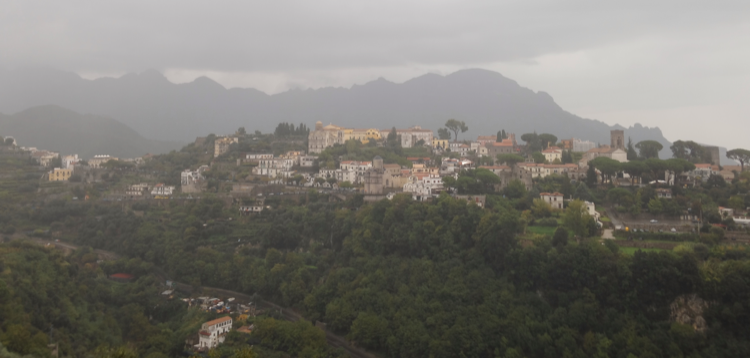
[191,76,226,91]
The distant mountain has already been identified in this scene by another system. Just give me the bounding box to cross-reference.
[0,105,182,159]
[0,67,690,159]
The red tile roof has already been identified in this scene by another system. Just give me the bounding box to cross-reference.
[204,316,232,327]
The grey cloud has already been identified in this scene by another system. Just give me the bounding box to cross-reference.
[2,1,748,73]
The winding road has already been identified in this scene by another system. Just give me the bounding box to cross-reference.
[19,236,375,358]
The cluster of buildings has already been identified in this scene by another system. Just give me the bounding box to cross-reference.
[308,121,434,153]
[214,136,239,157]
[246,151,315,179]
[123,183,175,197]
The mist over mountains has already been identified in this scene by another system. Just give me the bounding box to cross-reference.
[0,67,676,156]
[0,105,181,159]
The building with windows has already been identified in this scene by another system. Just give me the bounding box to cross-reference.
[151,184,175,196]
[542,146,563,163]
[572,139,597,153]
[380,126,434,148]
[540,192,564,209]
[48,168,72,181]
[196,316,232,350]
[214,137,238,158]
[89,155,118,168]
[484,134,518,157]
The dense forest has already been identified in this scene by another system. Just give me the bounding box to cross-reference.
[10,190,748,358]
[2,134,750,357]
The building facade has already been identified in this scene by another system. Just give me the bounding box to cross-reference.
[196,316,233,350]
[49,168,72,181]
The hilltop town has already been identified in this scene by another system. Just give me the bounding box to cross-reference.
[5,118,748,227]
[2,118,750,357]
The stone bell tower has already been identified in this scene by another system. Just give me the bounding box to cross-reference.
[611,130,625,150]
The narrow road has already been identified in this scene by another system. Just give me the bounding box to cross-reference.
[21,237,375,358]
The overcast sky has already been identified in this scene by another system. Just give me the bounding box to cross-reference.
[2,1,748,149]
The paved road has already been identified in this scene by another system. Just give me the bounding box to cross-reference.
[22,237,373,358]
[601,229,615,240]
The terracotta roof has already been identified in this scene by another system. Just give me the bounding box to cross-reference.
[477,135,497,140]
[587,146,613,153]
[542,147,562,153]
[544,164,578,168]
[204,316,232,327]
[488,141,513,147]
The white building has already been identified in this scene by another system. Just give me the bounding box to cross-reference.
[540,192,564,209]
[31,150,60,167]
[125,183,149,196]
[542,146,563,163]
[182,165,209,185]
[380,126,434,148]
[686,164,718,183]
[62,154,79,169]
[572,139,597,153]
[340,161,372,177]
[299,155,317,167]
[151,184,175,196]
[239,205,264,214]
[196,316,232,350]
[517,163,583,180]
[89,155,118,168]
[245,153,274,161]
[252,158,297,178]
[403,173,444,201]
[584,201,600,221]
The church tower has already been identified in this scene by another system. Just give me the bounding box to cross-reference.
[610,130,625,150]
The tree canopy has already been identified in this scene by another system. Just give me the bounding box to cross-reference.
[635,140,663,159]
[727,148,750,171]
[444,119,468,142]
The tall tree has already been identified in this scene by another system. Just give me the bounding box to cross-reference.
[622,160,648,185]
[727,148,750,172]
[635,140,663,159]
[531,152,546,164]
[589,157,621,184]
[445,119,468,142]
[562,150,573,164]
[521,132,542,152]
[387,127,400,148]
[437,128,452,140]
[496,153,525,167]
[670,140,711,163]
[538,133,558,150]
[563,200,593,238]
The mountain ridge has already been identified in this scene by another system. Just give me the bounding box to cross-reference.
[0,105,182,159]
[0,67,694,159]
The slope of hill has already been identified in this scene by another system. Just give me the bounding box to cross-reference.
[0,67,679,158]
[0,105,182,159]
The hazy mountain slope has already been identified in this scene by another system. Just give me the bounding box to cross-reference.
[0,67,681,158]
[0,105,182,159]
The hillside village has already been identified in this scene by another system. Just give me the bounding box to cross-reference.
[2,119,750,356]
[2,118,749,231]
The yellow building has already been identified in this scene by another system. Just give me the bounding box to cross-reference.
[49,168,72,181]
[432,138,449,150]
[348,128,381,144]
